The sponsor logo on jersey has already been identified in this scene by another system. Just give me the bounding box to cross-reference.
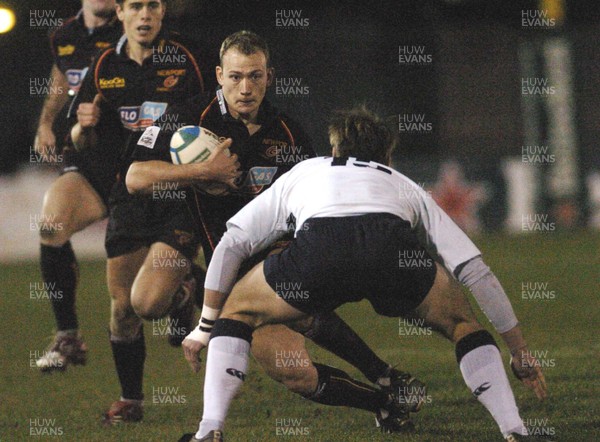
[137,126,161,149]
[119,101,167,130]
[157,69,186,77]
[95,41,112,49]
[66,68,87,92]
[239,166,278,194]
[57,45,75,56]
[99,76,126,89]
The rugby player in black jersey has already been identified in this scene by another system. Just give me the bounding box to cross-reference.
[128,31,426,437]
[70,0,237,424]
[34,0,122,372]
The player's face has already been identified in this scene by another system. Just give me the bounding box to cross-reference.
[216,49,273,121]
[116,0,165,47]
[83,0,116,17]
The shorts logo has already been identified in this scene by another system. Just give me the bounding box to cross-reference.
[99,76,126,89]
[119,101,167,130]
[226,368,246,381]
[239,166,278,194]
[57,45,75,56]
[66,68,87,92]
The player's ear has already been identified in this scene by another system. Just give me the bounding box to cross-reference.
[266,67,274,87]
[115,2,125,21]
[216,65,224,86]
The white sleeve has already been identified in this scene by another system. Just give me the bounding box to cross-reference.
[410,191,482,276]
[204,177,290,294]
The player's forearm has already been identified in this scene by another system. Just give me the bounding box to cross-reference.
[126,160,205,194]
[37,65,69,128]
[70,123,97,151]
[457,256,519,334]
[500,325,528,355]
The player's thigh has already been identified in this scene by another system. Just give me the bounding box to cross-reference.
[410,263,481,343]
[222,262,309,328]
[41,172,106,235]
[131,242,190,313]
[251,324,317,394]
[107,246,149,304]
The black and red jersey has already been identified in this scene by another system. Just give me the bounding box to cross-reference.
[132,90,315,263]
[50,10,122,96]
[74,30,210,200]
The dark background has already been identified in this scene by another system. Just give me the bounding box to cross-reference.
[3,0,600,227]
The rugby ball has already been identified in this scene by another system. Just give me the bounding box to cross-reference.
[169,126,230,196]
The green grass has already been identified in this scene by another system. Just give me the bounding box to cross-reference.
[1,232,599,441]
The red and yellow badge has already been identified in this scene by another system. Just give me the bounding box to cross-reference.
[57,45,75,56]
[163,75,179,89]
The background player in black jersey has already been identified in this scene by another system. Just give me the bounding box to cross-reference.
[128,31,426,437]
[70,0,238,424]
[34,0,122,372]
[183,108,548,442]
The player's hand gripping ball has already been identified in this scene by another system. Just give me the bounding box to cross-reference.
[170,126,232,196]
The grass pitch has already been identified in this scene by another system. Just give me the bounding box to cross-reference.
[1,232,598,441]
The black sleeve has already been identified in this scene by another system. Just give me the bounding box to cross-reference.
[66,55,99,121]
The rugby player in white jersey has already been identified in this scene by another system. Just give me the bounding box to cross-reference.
[182,107,547,442]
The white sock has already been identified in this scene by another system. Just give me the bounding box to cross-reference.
[196,336,250,439]
[459,344,527,437]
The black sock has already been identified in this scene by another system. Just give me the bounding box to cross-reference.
[305,311,389,383]
[40,242,79,331]
[304,363,390,413]
[110,330,146,401]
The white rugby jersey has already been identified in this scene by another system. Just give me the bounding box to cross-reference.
[206,156,481,294]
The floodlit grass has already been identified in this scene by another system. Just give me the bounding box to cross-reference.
[1,232,598,441]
